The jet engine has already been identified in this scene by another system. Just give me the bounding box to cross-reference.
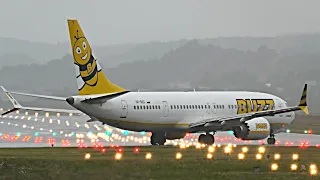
[233,117,270,140]
[165,132,186,140]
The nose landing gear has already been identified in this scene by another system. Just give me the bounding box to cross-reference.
[267,134,276,145]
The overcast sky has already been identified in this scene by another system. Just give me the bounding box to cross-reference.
[1,0,320,45]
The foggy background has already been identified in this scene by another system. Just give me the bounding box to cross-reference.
[0,0,320,115]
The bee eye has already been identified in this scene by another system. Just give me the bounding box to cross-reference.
[76,47,81,54]
[82,41,87,49]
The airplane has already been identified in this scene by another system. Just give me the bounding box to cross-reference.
[1,19,309,145]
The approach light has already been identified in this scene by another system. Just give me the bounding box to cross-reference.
[145,153,152,160]
[256,154,262,160]
[274,154,281,160]
[208,146,215,153]
[271,163,278,171]
[115,153,122,160]
[175,152,182,160]
[292,154,299,160]
[258,146,266,154]
[195,143,201,149]
[310,164,317,170]
[291,164,298,171]
[224,146,232,154]
[310,169,318,176]
[238,153,245,160]
[207,153,213,159]
[180,143,186,149]
[242,147,249,153]
[84,153,91,160]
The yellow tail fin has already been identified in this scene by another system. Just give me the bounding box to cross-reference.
[67,19,126,95]
[298,84,309,115]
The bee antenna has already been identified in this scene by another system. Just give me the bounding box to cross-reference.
[74,30,80,40]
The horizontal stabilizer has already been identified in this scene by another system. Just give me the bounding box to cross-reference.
[1,86,82,116]
[1,108,19,116]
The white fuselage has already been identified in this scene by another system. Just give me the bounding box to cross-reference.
[71,91,295,134]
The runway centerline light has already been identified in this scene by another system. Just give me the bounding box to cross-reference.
[145,153,152,160]
[175,152,182,160]
[274,153,281,160]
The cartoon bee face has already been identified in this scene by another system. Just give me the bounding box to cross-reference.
[73,37,91,66]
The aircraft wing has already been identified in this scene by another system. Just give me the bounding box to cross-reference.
[1,86,83,116]
[189,84,309,129]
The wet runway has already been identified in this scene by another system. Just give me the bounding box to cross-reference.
[0,111,319,148]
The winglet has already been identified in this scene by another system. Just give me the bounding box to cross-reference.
[1,86,22,108]
[298,84,309,115]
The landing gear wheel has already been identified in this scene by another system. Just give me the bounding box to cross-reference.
[198,134,206,144]
[151,133,166,145]
[267,137,276,145]
[198,134,215,145]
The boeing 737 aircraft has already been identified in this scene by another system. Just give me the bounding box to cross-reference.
[1,19,309,145]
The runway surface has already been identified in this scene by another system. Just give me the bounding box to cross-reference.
[0,112,319,148]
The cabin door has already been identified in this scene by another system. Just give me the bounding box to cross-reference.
[120,100,128,118]
[162,101,169,117]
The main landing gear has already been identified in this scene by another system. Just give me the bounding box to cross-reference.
[150,132,166,145]
[267,134,276,145]
[198,133,215,145]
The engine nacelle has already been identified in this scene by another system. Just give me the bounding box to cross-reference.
[165,132,185,140]
[233,117,270,140]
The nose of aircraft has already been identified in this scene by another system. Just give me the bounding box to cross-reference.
[66,97,74,105]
